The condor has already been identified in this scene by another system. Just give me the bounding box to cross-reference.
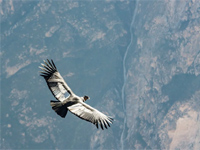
[39,59,113,130]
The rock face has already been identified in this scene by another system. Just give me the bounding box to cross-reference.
[1,0,200,149]
[120,0,200,149]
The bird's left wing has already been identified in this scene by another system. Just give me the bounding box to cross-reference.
[67,101,113,130]
[39,59,74,102]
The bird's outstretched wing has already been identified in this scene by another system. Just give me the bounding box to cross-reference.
[68,101,113,130]
[39,59,74,102]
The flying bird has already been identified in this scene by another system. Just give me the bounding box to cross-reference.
[39,59,113,130]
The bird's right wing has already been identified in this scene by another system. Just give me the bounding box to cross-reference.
[68,101,113,130]
[39,59,74,102]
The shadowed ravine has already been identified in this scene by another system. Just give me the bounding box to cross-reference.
[161,73,200,115]
[120,0,139,149]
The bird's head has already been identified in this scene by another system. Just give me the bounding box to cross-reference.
[83,95,90,102]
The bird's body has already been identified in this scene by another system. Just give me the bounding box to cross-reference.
[39,59,113,130]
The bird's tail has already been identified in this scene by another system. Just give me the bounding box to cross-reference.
[50,100,68,118]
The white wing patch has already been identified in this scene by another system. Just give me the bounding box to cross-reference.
[40,59,73,101]
[68,103,92,115]
[68,102,113,129]
[48,82,67,102]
